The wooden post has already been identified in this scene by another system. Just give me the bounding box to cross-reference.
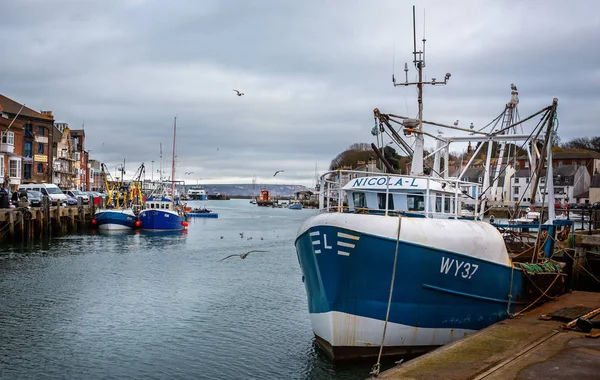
[56,200,61,233]
[8,211,15,239]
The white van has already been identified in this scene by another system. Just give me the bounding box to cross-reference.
[18,183,68,205]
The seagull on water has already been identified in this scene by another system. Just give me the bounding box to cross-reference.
[233,89,244,96]
[219,250,268,261]
[273,170,284,177]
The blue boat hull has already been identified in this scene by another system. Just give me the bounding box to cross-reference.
[139,209,184,231]
[288,203,302,210]
[295,215,525,360]
[94,209,138,230]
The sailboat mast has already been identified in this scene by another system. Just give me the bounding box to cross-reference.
[171,116,177,200]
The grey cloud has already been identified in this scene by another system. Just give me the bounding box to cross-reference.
[1,0,598,185]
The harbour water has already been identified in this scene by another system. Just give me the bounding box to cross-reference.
[0,199,384,380]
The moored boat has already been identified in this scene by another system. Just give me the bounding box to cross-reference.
[294,8,571,363]
[288,200,303,210]
[94,208,138,230]
[139,117,188,232]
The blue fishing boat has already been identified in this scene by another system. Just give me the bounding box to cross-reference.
[139,117,188,232]
[295,8,570,363]
[138,195,186,231]
[94,208,138,230]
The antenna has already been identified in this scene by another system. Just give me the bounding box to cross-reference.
[391,5,451,176]
[392,42,396,85]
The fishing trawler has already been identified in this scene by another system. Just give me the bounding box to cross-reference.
[295,7,571,364]
[139,117,188,231]
[93,163,144,230]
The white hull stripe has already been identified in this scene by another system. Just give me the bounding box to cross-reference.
[338,232,360,240]
[337,241,355,248]
[310,311,476,347]
[312,240,320,245]
[309,231,320,237]
[337,251,350,256]
[314,250,321,254]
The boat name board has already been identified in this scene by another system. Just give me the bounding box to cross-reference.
[440,256,478,279]
[346,176,420,189]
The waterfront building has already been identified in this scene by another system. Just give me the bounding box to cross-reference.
[0,94,54,190]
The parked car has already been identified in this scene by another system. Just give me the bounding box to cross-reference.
[18,183,68,205]
[65,195,78,206]
[568,203,580,210]
[26,190,43,207]
[593,202,600,210]
[63,189,89,204]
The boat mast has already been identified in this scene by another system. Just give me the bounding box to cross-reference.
[171,116,177,200]
[490,85,519,201]
[394,5,451,176]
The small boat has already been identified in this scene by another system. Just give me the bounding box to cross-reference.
[188,207,218,218]
[288,200,303,210]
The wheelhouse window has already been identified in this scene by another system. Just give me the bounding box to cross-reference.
[377,193,394,210]
[435,194,442,213]
[407,194,425,211]
[352,192,367,209]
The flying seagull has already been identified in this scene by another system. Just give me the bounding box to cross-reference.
[233,89,244,96]
[219,250,268,261]
[273,170,284,177]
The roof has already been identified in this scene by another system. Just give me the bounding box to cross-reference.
[0,94,54,121]
[592,174,600,188]
[575,191,589,199]
[552,147,600,159]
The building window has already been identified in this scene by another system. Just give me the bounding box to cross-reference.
[24,164,32,179]
[526,177,530,183]
[37,163,44,174]
[478,177,483,183]
[352,192,366,209]
[525,161,529,168]
[9,158,21,178]
[24,141,32,157]
[514,197,519,201]
[0,156,4,177]
[377,193,394,210]
[558,161,563,167]
[25,124,33,138]
[37,143,45,155]
[1,131,14,145]
[38,126,45,136]
[581,160,586,166]
[515,178,519,184]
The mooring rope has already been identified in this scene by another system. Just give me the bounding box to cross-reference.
[370,215,402,378]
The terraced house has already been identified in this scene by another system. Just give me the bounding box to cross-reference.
[0,94,54,190]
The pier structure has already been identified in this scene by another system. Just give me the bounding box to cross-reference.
[0,198,95,243]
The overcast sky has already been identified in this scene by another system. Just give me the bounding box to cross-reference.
[2,0,599,186]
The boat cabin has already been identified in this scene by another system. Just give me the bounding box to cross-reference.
[145,196,176,211]
[339,174,473,218]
